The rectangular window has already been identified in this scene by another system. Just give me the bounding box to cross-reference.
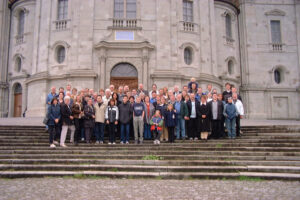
[271,20,282,44]
[126,0,136,19]
[58,0,68,20]
[183,0,193,22]
[18,11,25,36]
[114,0,124,19]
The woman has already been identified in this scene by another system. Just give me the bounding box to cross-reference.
[150,110,164,145]
[47,97,61,148]
[84,98,95,144]
[112,92,121,106]
[157,97,168,142]
[143,96,155,140]
[57,92,64,105]
[198,95,211,140]
[105,99,119,145]
[72,95,83,145]
[164,104,177,143]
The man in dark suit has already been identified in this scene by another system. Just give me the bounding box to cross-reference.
[60,96,75,147]
[208,93,224,139]
[186,93,201,140]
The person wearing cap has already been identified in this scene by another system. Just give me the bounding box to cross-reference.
[223,96,238,139]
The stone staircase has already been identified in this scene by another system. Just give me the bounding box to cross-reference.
[0,125,300,180]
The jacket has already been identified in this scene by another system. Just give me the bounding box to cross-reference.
[223,103,237,120]
[60,103,74,125]
[143,102,155,124]
[94,102,107,123]
[186,100,201,118]
[150,116,164,131]
[47,104,61,126]
[174,101,189,119]
[71,103,82,119]
[207,100,224,120]
[164,110,177,127]
[198,102,211,132]
[118,102,132,124]
[105,106,119,123]
[234,99,244,116]
[84,105,95,128]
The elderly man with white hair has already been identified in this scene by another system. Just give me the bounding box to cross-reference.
[60,96,75,147]
[137,83,148,96]
[103,89,112,105]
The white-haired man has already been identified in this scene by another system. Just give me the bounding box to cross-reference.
[60,96,75,147]
[103,89,112,105]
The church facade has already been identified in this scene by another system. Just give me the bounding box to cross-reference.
[0,0,299,119]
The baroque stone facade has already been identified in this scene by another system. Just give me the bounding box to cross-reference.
[0,0,299,119]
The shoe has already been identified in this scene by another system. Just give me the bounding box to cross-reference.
[189,138,193,140]
[157,140,160,145]
[139,141,143,145]
[60,144,67,148]
[194,137,198,141]
[153,140,157,144]
[74,142,78,146]
[81,138,84,141]
[108,142,112,145]
[95,141,100,144]
[126,141,129,144]
[50,144,56,148]
[100,141,103,144]
[120,141,124,144]
[113,142,116,145]
[53,141,59,145]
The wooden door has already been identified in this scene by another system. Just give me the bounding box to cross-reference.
[14,93,22,117]
[110,77,138,91]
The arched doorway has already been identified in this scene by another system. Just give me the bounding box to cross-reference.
[13,83,22,117]
[110,63,138,90]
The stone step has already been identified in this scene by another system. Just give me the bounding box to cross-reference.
[1,170,300,180]
[1,150,300,157]
[1,159,300,166]
[0,154,299,161]
[1,164,299,174]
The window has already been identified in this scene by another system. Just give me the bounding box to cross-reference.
[271,20,282,44]
[15,57,22,72]
[56,46,66,64]
[183,0,193,22]
[228,60,234,75]
[184,47,192,65]
[18,10,25,36]
[58,0,68,20]
[114,0,136,19]
[274,69,281,84]
[126,0,136,19]
[225,14,232,38]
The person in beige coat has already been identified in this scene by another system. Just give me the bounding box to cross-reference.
[94,95,107,144]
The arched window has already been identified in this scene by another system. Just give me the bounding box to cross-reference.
[228,60,234,75]
[274,69,281,84]
[184,47,192,65]
[58,0,68,20]
[225,14,232,38]
[15,57,22,72]
[56,46,66,64]
[14,83,22,94]
[18,10,25,36]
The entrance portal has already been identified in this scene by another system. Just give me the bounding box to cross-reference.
[110,63,138,91]
[13,83,22,117]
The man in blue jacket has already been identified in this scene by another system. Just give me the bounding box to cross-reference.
[223,97,237,139]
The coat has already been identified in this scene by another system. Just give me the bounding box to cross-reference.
[150,116,164,131]
[186,100,201,118]
[118,102,133,124]
[71,103,82,119]
[198,103,211,132]
[105,106,119,123]
[60,103,74,126]
[207,100,224,121]
[84,104,95,128]
[47,104,61,126]
[143,102,155,124]
[94,102,107,123]
[174,101,189,118]
[164,110,177,127]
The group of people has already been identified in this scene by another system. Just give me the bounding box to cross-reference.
[45,78,244,148]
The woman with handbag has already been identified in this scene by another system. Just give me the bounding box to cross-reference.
[47,97,61,148]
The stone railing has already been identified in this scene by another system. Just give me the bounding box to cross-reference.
[54,19,69,31]
[112,18,138,28]
[272,43,283,51]
[179,21,198,33]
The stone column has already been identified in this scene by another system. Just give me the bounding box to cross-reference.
[98,48,107,90]
[142,48,149,90]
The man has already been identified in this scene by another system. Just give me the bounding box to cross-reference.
[186,93,200,140]
[65,91,74,106]
[173,85,181,98]
[223,97,237,139]
[149,84,158,99]
[124,85,130,94]
[94,95,107,144]
[118,95,133,144]
[133,96,145,144]
[137,83,148,96]
[205,84,213,95]
[232,93,244,137]
[169,95,176,105]
[208,93,224,139]
[174,94,189,140]
[195,87,203,101]
[103,89,112,104]
[232,86,242,102]
[150,91,157,104]
[59,87,65,95]
[46,86,57,106]
[92,92,98,104]
[109,85,115,93]
[60,96,75,147]
[222,82,232,103]
[118,86,124,102]
[131,89,138,100]
[182,85,188,93]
